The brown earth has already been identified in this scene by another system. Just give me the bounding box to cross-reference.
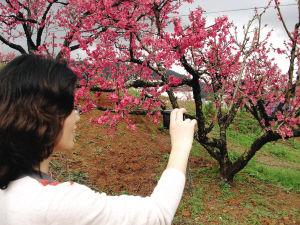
[50,109,171,195]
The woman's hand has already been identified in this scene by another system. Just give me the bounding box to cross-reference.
[169,108,197,153]
[167,108,197,174]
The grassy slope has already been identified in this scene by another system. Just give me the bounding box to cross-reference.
[228,110,300,193]
[175,99,300,192]
[171,100,300,224]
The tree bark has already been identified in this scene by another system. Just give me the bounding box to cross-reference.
[220,160,234,182]
[216,131,281,182]
[167,89,179,109]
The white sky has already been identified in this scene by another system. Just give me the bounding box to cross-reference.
[172,0,298,74]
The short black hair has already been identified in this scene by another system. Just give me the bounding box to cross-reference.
[0,54,78,189]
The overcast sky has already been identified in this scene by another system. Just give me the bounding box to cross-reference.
[172,0,298,73]
[180,0,297,35]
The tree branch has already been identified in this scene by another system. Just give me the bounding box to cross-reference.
[195,134,221,161]
[2,15,37,23]
[0,34,26,54]
[96,106,159,116]
[56,1,69,6]
[180,54,201,78]
[17,12,36,51]
[274,0,293,41]
[231,127,300,176]
[89,77,192,92]
[69,44,80,51]
[36,2,55,46]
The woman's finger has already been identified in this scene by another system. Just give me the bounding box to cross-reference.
[191,119,197,127]
[170,108,179,123]
[175,108,187,122]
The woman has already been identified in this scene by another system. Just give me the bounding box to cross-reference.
[0,54,196,225]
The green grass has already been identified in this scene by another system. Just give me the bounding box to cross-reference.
[219,182,235,201]
[244,194,299,224]
[189,112,300,193]
[262,141,300,164]
[231,110,262,136]
[225,136,300,192]
[174,162,300,224]
[68,170,89,184]
[49,157,89,185]
[49,159,68,181]
[227,129,300,164]
[190,141,204,158]
[269,148,288,158]
[245,160,300,192]
[182,103,300,194]
[176,183,203,219]
[211,109,300,193]
[128,87,140,97]
[189,185,204,217]
[166,103,300,223]
[227,129,256,148]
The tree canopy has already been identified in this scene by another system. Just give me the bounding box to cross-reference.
[0,0,299,181]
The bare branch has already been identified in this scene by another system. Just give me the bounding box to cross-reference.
[96,106,161,116]
[36,2,55,46]
[128,33,164,76]
[1,15,37,23]
[152,2,162,36]
[0,34,26,54]
[69,44,80,51]
[56,1,69,6]
[89,77,192,93]
[224,98,243,129]
[274,0,293,40]
[180,55,201,78]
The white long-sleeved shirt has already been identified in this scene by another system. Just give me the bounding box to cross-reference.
[0,168,185,225]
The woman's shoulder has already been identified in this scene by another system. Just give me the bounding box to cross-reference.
[2,175,96,197]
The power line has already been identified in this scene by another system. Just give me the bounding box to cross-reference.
[179,3,297,16]
[204,3,296,14]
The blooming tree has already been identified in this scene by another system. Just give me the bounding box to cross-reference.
[0,0,299,182]
[75,0,300,181]
[0,0,109,60]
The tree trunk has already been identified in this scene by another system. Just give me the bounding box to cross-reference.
[167,89,179,108]
[219,156,234,183]
[220,165,234,183]
[217,131,282,183]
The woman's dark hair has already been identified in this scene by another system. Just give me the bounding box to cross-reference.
[0,54,78,189]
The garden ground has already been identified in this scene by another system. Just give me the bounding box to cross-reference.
[50,108,300,225]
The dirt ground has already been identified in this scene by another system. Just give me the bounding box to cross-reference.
[50,109,171,195]
[50,109,300,225]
